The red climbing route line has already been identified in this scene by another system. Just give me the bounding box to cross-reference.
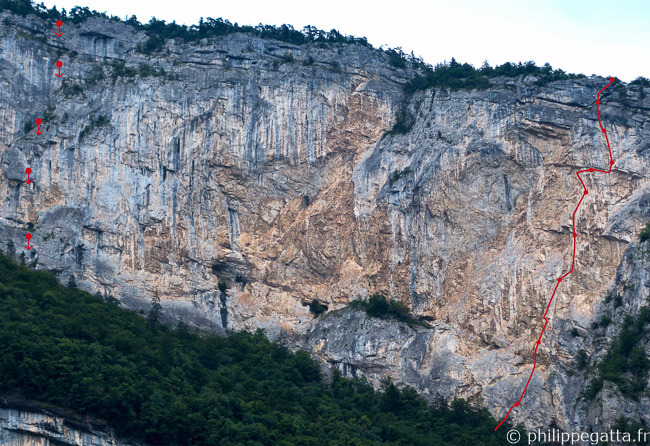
[494,78,616,431]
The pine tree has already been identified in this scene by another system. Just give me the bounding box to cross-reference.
[148,290,162,325]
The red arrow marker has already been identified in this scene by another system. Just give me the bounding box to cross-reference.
[25,167,33,184]
[55,20,63,37]
[55,60,63,78]
[34,118,43,135]
[24,233,33,250]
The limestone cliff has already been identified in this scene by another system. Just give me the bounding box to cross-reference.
[0,398,140,445]
[300,77,650,430]
[1,9,649,431]
[0,11,409,336]
[298,240,650,432]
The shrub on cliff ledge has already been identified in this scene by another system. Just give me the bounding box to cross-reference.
[308,298,328,317]
[350,293,427,327]
[639,222,650,242]
[217,276,229,292]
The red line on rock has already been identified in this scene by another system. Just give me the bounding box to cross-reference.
[494,78,616,431]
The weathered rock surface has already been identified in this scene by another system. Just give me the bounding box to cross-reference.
[299,77,650,430]
[0,400,140,445]
[0,11,409,337]
[581,240,650,431]
[1,10,649,431]
[299,240,650,432]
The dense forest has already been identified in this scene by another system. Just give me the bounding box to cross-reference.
[0,252,518,445]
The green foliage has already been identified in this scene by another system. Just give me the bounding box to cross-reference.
[640,222,650,242]
[406,59,585,93]
[308,299,328,317]
[0,1,417,69]
[614,294,623,308]
[387,109,414,135]
[406,58,491,92]
[66,274,77,289]
[23,118,33,134]
[137,63,166,78]
[630,77,650,88]
[17,30,46,43]
[350,294,426,328]
[389,167,413,186]
[137,37,161,54]
[611,417,650,446]
[0,252,513,444]
[79,114,110,140]
[148,291,162,324]
[84,65,105,87]
[218,276,229,292]
[0,0,39,17]
[586,307,650,400]
[109,59,137,80]
[599,314,612,328]
[386,48,407,68]
[64,82,83,97]
[575,349,588,370]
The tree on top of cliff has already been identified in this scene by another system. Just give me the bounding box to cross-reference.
[0,0,421,67]
[405,59,586,93]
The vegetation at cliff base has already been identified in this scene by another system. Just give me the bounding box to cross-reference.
[586,307,650,400]
[0,252,516,445]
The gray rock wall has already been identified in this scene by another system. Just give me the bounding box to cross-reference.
[1,10,649,431]
[0,403,139,446]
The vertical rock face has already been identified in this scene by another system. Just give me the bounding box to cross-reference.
[0,12,408,336]
[300,80,650,429]
[1,11,649,430]
[299,240,650,432]
[299,81,650,430]
[582,240,650,431]
[0,402,139,445]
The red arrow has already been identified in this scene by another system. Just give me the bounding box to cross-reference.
[34,118,43,135]
[55,60,63,78]
[55,20,63,37]
[25,167,33,184]
[24,233,33,250]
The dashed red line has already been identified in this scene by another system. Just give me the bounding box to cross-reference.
[494,78,616,431]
